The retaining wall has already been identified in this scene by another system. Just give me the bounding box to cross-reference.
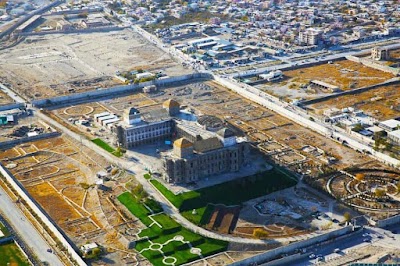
[0,163,87,266]
[18,26,126,37]
[0,132,61,149]
[230,226,354,266]
[32,73,212,107]
[43,7,103,16]
[376,213,400,228]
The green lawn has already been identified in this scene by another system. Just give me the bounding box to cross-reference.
[151,169,296,211]
[144,198,163,214]
[151,169,297,225]
[0,242,30,266]
[91,138,122,157]
[119,195,228,266]
[117,192,153,226]
[0,222,10,238]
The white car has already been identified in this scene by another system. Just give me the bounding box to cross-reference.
[309,254,316,259]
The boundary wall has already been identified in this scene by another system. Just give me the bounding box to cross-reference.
[32,73,212,107]
[0,132,61,149]
[230,226,354,266]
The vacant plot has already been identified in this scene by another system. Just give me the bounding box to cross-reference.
[0,29,190,100]
[27,182,82,224]
[309,83,400,120]
[0,242,30,266]
[284,60,393,90]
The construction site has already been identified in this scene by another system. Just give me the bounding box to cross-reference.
[0,28,191,100]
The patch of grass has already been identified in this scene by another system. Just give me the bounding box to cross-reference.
[181,205,215,226]
[144,173,152,180]
[0,242,30,266]
[91,138,122,157]
[0,222,10,238]
[144,198,163,213]
[117,192,152,226]
[150,179,199,208]
[152,213,180,230]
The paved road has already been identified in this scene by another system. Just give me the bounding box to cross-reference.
[0,185,64,265]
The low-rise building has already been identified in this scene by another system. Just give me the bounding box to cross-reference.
[378,119,400,132]
[388,130,400,145]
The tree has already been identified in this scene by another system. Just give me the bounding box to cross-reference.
[355,173,365,182]
[253,228,269,238]
[352,123,364,132]
[131,184,148,201]
[375,188,386,197]
[343,212,351,222]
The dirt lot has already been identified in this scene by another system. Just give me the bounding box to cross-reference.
[0,136,139,264]
[285,60,393,90]
[309,83,400,120]
[255,60,394,101]
[0,29,191,100]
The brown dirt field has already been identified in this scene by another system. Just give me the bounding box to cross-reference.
[27,182,81,224]
[15,165,59,181]
[0,148,21,159]
[64,220,97,236]
[310,83,400,120]
[284,60,394,90]
[51,175,78,189]
[0,89,14,105]
[63,186,85,207]
[33,137,66,150]
[20,144,37,154]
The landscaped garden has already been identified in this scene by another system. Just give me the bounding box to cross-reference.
[118,189,228,265]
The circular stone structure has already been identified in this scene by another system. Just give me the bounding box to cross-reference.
[64,105,94,116]
[149,243,163,251]
[162,256,177,265]
[327,169,400,212]
[190,247,202,255]
[197,115,224,131]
